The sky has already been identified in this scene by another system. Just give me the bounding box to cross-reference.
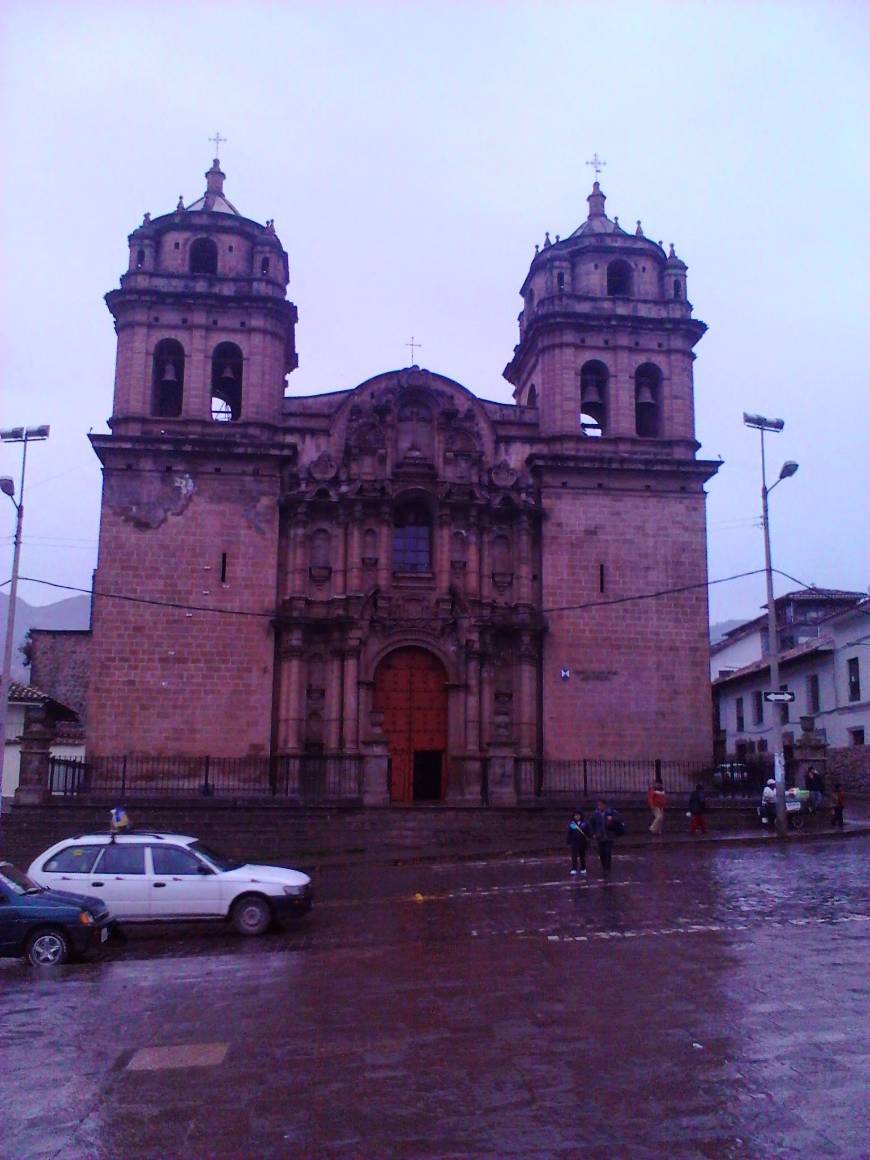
[1,0,868,626]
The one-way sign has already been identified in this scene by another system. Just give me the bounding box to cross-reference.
[764,690,795,703]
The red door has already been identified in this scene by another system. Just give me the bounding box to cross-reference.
[373,649,448,803]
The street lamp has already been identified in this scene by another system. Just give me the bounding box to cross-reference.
[0,425,50,795]
[743,412,799,835]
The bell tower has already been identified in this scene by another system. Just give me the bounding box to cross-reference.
[506,180,721,764]
[87,158,299,758]
[105,158,297,432]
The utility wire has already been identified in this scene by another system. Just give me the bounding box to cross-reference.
[7,567,772,623]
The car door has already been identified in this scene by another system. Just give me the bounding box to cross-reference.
[88,842,151,918]
[148,844,223,918]
[0,882,24,954]
[35,843,105,896]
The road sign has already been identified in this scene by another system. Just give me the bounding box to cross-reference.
[764,691,795,703]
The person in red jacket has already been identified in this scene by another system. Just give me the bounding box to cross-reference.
[647,780,667,835]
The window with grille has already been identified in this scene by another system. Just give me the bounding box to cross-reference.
[393,503,432,572]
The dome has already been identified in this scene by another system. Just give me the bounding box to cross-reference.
[185,159,240,215]
[569,181,626,238]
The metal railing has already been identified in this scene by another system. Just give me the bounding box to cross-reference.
[48,754,363,802]
[525,758,711,802]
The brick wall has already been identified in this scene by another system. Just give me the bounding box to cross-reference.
[29,629,91,722]
[87,457,280,756]
[541,480,712,761]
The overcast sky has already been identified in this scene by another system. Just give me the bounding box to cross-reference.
[1,1,868,625]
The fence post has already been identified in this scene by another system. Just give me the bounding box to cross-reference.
[121,754,127,799]
[654,758,662,783]
[583,759,588,799]
[202,755,211,797]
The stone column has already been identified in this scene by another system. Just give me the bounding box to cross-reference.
[466,518,480,600]
[14,709,52,805]
[342,644,360,752]
[326,648,343,752]
[516,515,532,604]
[287,514,308,599]
[278,633,305,752]
[487,743,518,805]
[377,504,392,589]
[347,505,363,593]
[436,509,451,591]
[517,632,538,754]
[465,647,481,753]
[479,519,492,603]
[480,656,494,752]
[332,510,348,598]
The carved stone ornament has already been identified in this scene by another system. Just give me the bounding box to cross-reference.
[491,460,518,488]
[309,451,338,482]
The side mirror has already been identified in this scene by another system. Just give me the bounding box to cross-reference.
[197,865,213,876]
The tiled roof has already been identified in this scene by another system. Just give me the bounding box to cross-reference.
[7,681,51,704]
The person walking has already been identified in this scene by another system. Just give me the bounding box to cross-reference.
[760,778,777,827]
[565,810,590,875]
[806,767,823,812]
[688,782,707,836]
[647,779,666,835]
[832,783,845,830]
[588,799,619,873]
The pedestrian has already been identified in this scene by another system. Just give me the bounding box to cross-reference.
[588,798,619,873]
[806,766,823,812]
[688,782,707,836]
[760,778,777,827]
[565,809,590,875]
[832,783,845,830]
[647,779,666,835]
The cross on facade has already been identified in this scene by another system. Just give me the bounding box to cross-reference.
[209,131,227,159]
[586,152,606,178]
[406,336,421,363]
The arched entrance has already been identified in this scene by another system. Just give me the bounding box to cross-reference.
[373,648,448,803]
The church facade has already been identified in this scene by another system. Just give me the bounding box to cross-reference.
[86,159,719,804]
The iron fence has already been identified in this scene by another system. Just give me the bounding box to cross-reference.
[528,758,711,802]
[48,754,363,802]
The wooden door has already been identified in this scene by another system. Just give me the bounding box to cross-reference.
[373,648,448,803]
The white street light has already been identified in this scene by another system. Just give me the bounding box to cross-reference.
[742,412,798,836]
[0,425,50,797]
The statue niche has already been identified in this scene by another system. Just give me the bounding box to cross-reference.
[397,399,434,462]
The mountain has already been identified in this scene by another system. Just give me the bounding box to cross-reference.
[710,618,744,645]
[0,593,92,680]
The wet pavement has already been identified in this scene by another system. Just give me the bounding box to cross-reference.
[1,837,868,1158]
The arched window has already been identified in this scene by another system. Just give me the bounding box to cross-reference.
[135,248,145,269]
[635,363,662,438]
[527,384,538,408]
[673,279,682,299]
[190,237,218,275]
[527,288,535,309]
[260,256,270,275]
[393,500,432,573]
[211,342,243,421]
[362,527,378,567]
[557,271,565,292]
[579,360,608,436]
[151,338,185,418]
[606,259,633,297]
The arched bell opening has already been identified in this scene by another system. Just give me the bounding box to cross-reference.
[190,237,218,275]
[211,342,243,421]
[635,363,662,438]
[606,258,633,297]
[151,338,185,418]
[579,359,608,436]
[372,647,449,803]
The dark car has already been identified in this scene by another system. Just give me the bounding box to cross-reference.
[0,860,112,966]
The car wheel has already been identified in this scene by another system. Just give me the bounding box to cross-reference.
[25,929,71,967]
[231,894,272,936]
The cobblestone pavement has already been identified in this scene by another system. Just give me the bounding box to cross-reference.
[1,837,867,1158]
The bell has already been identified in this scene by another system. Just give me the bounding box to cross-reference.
[636,383,656,406]
[160,361,177,384]
[581,382,602,406]
[220,363,236,382]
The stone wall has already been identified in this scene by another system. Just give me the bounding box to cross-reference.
[29,629,91,722]
[825,746,870,797]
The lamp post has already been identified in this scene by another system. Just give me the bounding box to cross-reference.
[0,425,50,795]
[743,412,798,835]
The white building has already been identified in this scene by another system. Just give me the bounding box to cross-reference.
[713,599,869,758]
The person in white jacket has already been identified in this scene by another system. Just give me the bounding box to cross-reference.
[760,779,777,826]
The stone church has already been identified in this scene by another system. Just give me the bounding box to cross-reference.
[86,158,719,804]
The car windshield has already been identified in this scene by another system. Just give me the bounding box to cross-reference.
[189,842,242,872]
[0,862,44,895]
